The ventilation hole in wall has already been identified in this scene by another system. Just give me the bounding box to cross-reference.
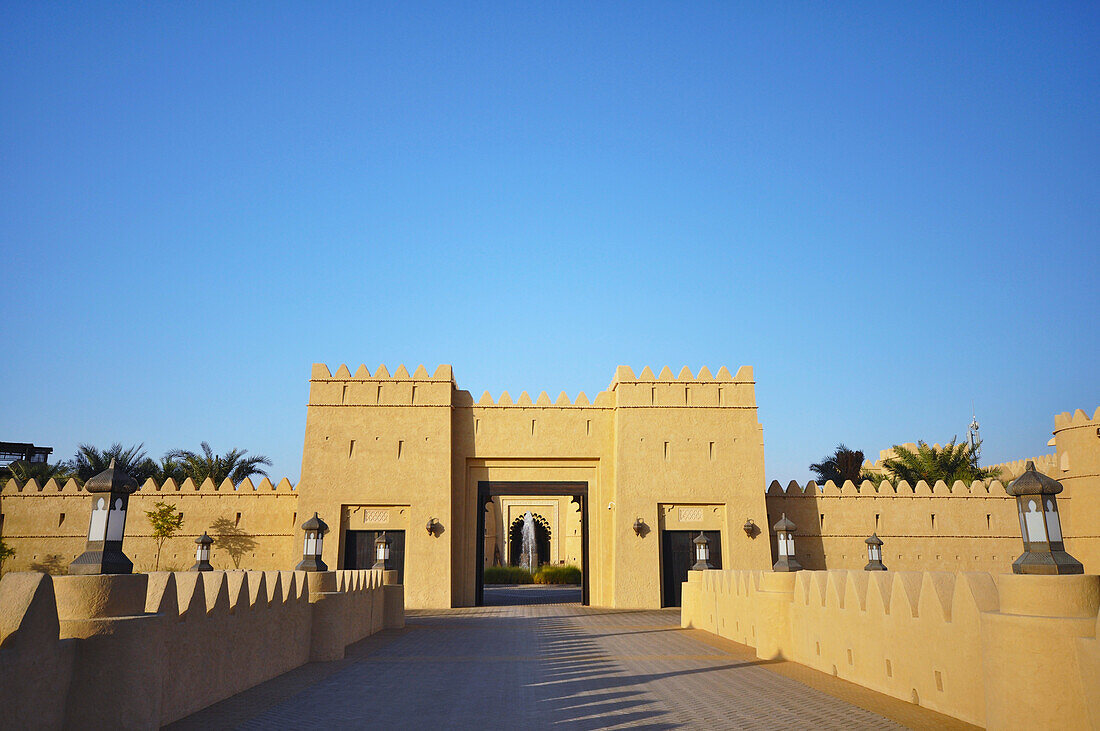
[474,418,480,435]
[847,649,853,665]
[986,514,991,530]
[376,384,384,402]
[58,512,65,526]
[935,670,943,692]
[341,385,347,404]
[820,514,825,529]
[831,665,838,677]
[411,385,417,404]
[911,689,920,705]
[349,440,356,458]
[663,442,670,460]
[816,641,820,655]
[292,512,297,526]
[586,419,591,436]
[718,386,724,405]
[709,442,715,460]
[397,440,404,459]
[885,659,892,677]
[650,386,656,405]
[930,513,935,530]
[531,419,536,436]
[235,512,241,526]
[936,554,941,560]
[685,386,690,405]
[875,513,880,529]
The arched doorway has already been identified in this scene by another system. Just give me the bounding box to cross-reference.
[508,513,551,567]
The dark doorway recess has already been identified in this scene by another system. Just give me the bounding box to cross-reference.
[508,513,551,567]
[660,530,721,607]
[344,529,406,585]
[476,481,589,606]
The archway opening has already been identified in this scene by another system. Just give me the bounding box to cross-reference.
[508,512,551,567]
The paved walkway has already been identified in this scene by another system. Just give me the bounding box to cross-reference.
[172,588,973,730]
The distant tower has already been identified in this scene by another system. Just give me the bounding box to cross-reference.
[968,408,981,459]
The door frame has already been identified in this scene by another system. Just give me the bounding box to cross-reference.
[475,481,589,606]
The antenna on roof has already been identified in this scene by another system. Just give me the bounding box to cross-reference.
[968,401,981,460]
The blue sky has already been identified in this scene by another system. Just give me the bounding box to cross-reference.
[2,3,1097,484]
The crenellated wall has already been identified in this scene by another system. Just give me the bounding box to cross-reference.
[0,476,299,574]
[767,406,1100,575]
[681,569,1100,728]
[0,568,403,729]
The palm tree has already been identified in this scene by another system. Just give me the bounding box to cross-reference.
[809,444,873,484]
[149,456,187,484]
[5,460,75,484]
[880,439,1000,484]
[70,443,157,483]
[165,442,271,485]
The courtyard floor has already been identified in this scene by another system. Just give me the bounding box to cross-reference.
[170,586,975,730]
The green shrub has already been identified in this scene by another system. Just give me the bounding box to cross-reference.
[484,566,534,584]
[533,564,582,585]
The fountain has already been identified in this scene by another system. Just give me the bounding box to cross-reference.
[519,510,537,571]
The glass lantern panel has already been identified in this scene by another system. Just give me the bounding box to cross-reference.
[785,536,795,556]
[305,534,317,555]
[89,498,108,540]
[1044,499,1063,542]
[105,499,127,541]
[1024,499,1047,544]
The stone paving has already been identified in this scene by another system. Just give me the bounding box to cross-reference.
[171,587,963,730]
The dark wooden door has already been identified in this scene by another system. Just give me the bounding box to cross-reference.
[660,530,721,607]
[343,529,406,584]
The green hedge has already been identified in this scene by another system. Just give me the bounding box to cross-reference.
[483,564,583,585]
[483,566,534,584]
[533,565,581,584]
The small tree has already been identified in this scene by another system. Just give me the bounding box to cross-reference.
[146,502,184,571]
[810,444,878,484]
[0,537,14,574]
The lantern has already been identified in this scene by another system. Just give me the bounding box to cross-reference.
[373,532,392,571]
[692,531,712,570]
[864,533,886,571]
[69,459,139,575]
[191,532,214,572]
[1005,462,1083,574]
[633,518,645,537]
[772,513,802,572]
[295,512,328,571]
[743,518,757,537]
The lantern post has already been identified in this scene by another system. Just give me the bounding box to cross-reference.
[373,532,392,571]
[691,531,712,570]
[69,459,139,575]
[191,532,214,572]
[864,533,886,571]
[296,512,328,571]
[1005,462,1083,574]
[772,513,802,572]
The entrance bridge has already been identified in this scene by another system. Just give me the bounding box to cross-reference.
[170,587,973,730]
